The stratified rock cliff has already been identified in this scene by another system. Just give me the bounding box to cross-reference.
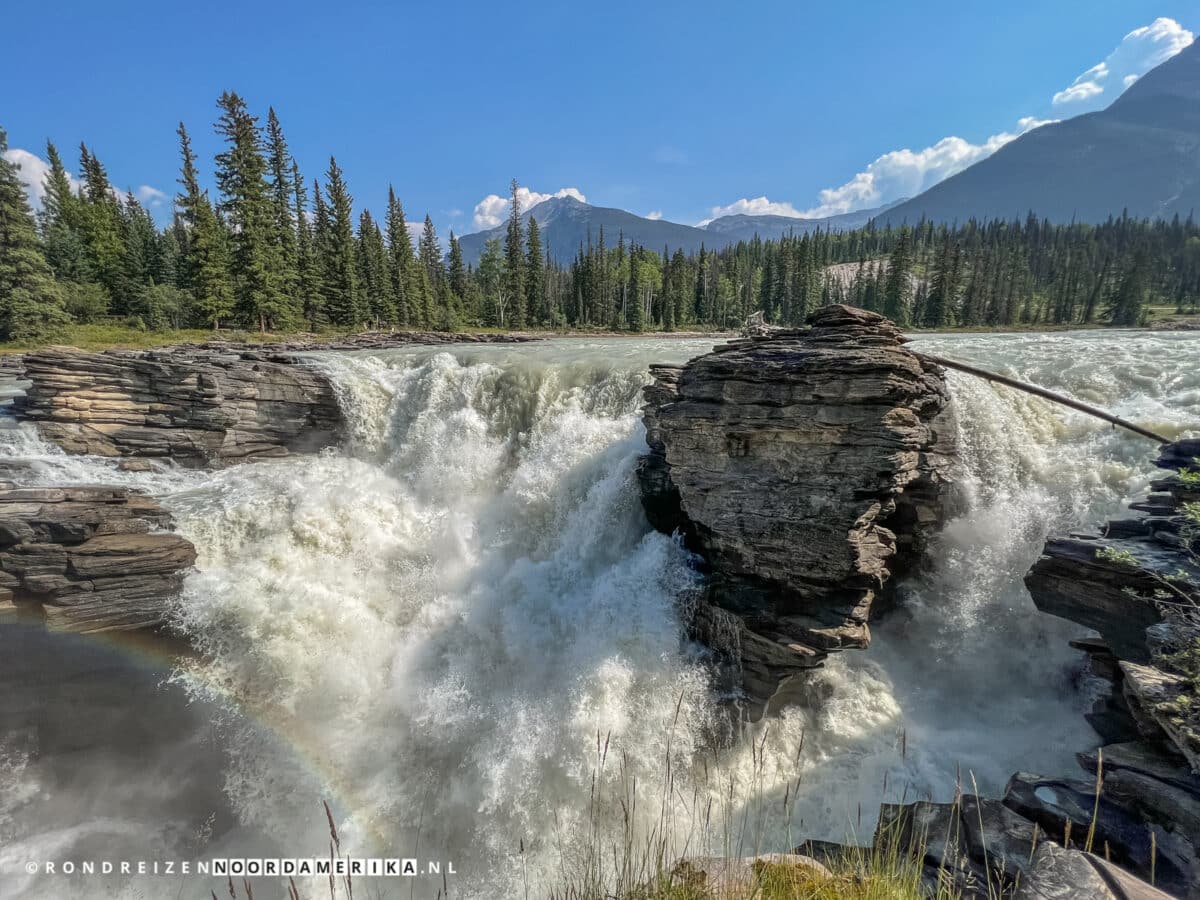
[13,347,344,466]
[0,484,196,632]
[639,305,957,712]
[1019,439,1200,895]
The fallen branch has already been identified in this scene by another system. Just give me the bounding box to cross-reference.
[915,352,1172,444]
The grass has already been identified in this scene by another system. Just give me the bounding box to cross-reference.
[0,322,324,353]
[206,697,1143,900]
[1,309,1196,354]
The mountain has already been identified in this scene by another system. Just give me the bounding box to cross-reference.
[702,200,905,243]
[877,40,1200,226]
[457,196,899,265]
[457,196,709,265]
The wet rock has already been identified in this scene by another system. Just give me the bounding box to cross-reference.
[876,795,1044,895]
[1026,441,1200,664]
[1122,662,1200,774]
[1017,842,1174,900]
[638,304,957,712]
[0,484,195,632]
[1003,772,1192,894]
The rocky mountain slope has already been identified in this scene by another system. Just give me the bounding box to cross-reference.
[457,196,898,265]
[878,41,1200,225]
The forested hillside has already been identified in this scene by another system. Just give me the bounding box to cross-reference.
[2,94,1199,342]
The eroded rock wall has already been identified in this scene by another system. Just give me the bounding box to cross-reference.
[639,305,957,711]
[13,347,343,466]
[0,484,196,632]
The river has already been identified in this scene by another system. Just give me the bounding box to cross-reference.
[0,330,1197,898]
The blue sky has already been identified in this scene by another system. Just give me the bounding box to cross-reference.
[3,1,1196,233]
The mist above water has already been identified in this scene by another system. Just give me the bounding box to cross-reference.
[1,331,1196,898]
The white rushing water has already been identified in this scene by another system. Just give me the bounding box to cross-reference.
[0,331,1197,899]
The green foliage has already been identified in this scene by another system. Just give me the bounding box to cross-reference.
[320,157,362,327]
[1106,251,1148,326]
[504,179,526,328]
[385,186,416,327]
[176,122,234,328]
[13,92,1200,336]
[0,127,70,341]
[1178,463,1200,489]
[215,91,291,330]
[1096,545,1139,567]
[61,280,110,322]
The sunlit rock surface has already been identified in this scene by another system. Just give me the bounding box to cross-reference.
[638,304,957,712]
[13,347,344,466]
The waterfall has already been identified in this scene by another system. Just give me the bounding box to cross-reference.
[0,331,1195,898]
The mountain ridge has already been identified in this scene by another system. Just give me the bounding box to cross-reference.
[456,196,899,265]
[875,39,1200,226]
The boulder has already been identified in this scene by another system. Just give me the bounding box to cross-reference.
[1003,772,1192,894]
[670,853,831,895]
[1017,843,1174,900]
[639,305,956,711]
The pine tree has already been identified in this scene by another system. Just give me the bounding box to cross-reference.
[75,143,127,307]
[265,107,300,317]
[357,210,394,326]
[0,128,69,341]
[921,233,956,328]
[1107,252,1147,326]
[321,157,362,326]
[214,91,287,330]
[292,162,323,329]
[504,179,526,328]
[525,216,545,326]
[882,227,912,324]
[447,232,467,298]
[418,215,443,329]
[175,123,234,328]
[310,177,333,327]
[447,232,467,319]
[627,246,643,331]
[39,141,92,286]
[385,187,415,327]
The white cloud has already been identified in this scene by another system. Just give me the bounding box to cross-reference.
[699,17,1193,224]
[697,196,805,226]
[2,147,76,208]
[800,117,1055,218]
[700,117,1054,223]
[135,184,167,207]
[4,146,167,215]
[1052,17,1193,108]
[645,210,663,220]
[472,186,587,230]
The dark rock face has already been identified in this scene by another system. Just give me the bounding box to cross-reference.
[1021,439,1200,896]
[0,484,196,632]
[13,347,344,466]
[639,305,957,712]
[1026,440,1200,769]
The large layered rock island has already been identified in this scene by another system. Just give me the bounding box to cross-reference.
[638,304,958,712]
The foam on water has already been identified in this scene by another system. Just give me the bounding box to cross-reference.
[1,331,1197,898]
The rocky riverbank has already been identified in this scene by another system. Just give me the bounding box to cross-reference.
[12,347,343,466]
[638,304,958,714]
[777,439,1200,899]
[0,484,196,632]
